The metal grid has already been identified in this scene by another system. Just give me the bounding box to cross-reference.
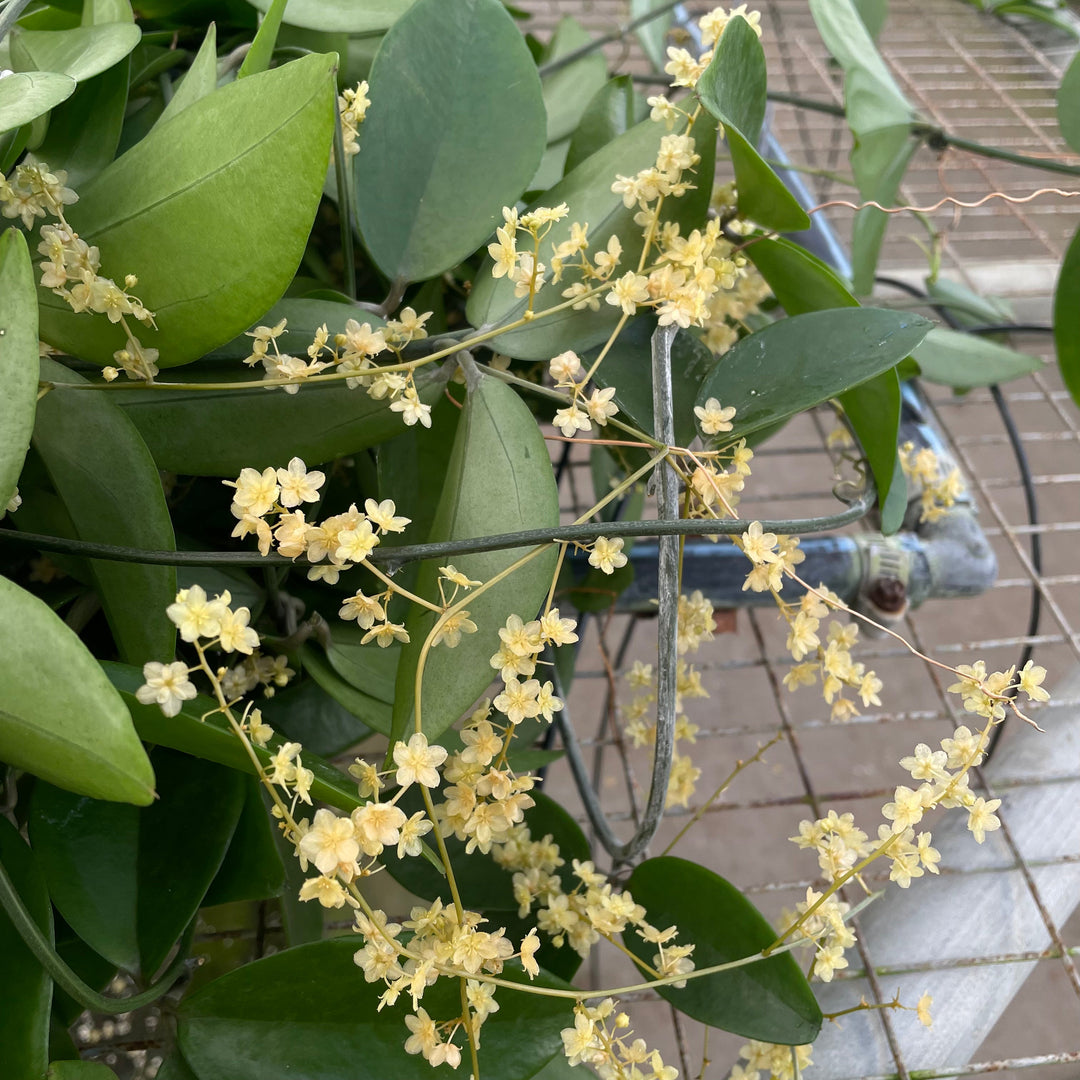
[514,2,1080,1076]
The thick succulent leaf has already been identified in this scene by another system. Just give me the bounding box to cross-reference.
[0,577,155,805]
[9,23,141,82]
[113,366,440,477]
[299,643,395,739]
[912,327,1044,388]
[260,677,372,758]
[631,0,673,70]
[29,750,245,975]
[0,816,53,1080]
[808,0,917,292]
[203,778,285,906]
[247,0,417,33]
[354,0,546,283]
[156,23,217,126]
[590,316,718,450]
[541,17,607,144]
[238,0,287,77]
[34,357,176,665]
[1057,50,1080,155]
[0,228,38,511]
[386,790,589,910]
[1055,224,1080,410]
[105,661,365,815]
[695,307,930,444]
[48,1064,119,1080]
[467,109,715,361]
[697,16,809,232]
[0,71,76,133]
[38,52,337,367]
[565,75,649,174]
[35,56,129,186]
[179,939,572,1080]
[624,857,822,1043]
[746,237,903,526]
[391,374,560,743]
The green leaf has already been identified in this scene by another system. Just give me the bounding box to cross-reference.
[808,0,916,293]
[1058,49,1080,155]
[377,396,463,562]
[849,130,916,295]
[48,1063,118,1080]
[591,316,719,448]
[1054,223,1080,410]
[154,1055,201,1080]
[260,677,373,757]
[391,373,560,743]
[747,235,856,312]
[745,237,902,520]
[179,939,572,1080]
[203,778,285,906]
[0,816,53,1080]
[912,327,1044,388]
[29,750,245,975]
[247,0,417,33]
[695,307,931,442]
[623,856,822,1043]
[386,790,589,910]
[565,75,649,174]
[631,0,673,71]
[467,108,716,361]
[34,56,129,186]
[105,661,365,816]
[156,23,217,126]
[299,643,394,739]
[697,17,809,232]
[0,229,38,511]
[238,0,287,78]
[0,70,75,142]
[924,276,1014,329]
[81,0,135,23]
[354,0,546,283]
[878,451,908,536]
[541,17,608,144]
[9,24,141,81]
[34,357,176,666]
[38,52,337,367]
[114,366,440,478]
[838,368,902,532]
[0,577,155,804]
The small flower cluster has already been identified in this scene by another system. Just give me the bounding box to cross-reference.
[243,311,433,424]
[775,662,1050,1025]
[338,79,371,157]
[899,440,965,524]
[664,4,762,91]
[737,520,806,594]
[494,827,695,982]
[727,1040,814,1080]
[780,587,885,724]
[431,610,577,853]
[548,348,621,438]
[562,999,681,1079]
[2,488,21,518]
[621,591,717,809]
[684,399,754,520]
[225,459,426,649]
[135,583,294,707]
[1,157,159,379]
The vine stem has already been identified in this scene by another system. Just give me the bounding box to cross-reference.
[0,859,194,1014]
[659,730,785,857]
